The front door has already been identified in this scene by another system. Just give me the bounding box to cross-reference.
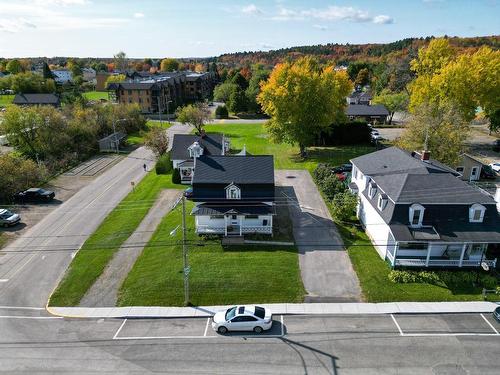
[230,215,238,226]
[470,166,479,181]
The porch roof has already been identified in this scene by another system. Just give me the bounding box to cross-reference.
[191,203,275,216]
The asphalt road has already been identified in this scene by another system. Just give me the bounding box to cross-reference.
[0,146,154,308]
[0,311,498,374]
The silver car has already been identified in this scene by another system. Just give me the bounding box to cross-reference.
[0,209,21,227]
[212,305,273,334]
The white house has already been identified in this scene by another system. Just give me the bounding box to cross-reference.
[189,155,275,236]
[170,132,227,184]
[350,147,499,268]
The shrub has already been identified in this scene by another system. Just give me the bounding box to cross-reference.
[172,168,181,184]
[321,174,346,201]
[215,105,229,119]
[313,163,332,183]
[155,153,172,175]
[388,270,499,290]
[331,191,358,222]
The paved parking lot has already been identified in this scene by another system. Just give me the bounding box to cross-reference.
[110,313,499,341]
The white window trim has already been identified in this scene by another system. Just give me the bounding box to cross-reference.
[377,195,387,210]
[368,182,377,199]
[469,203,485,223]
[225,183,241,200]
[409,203,425,228]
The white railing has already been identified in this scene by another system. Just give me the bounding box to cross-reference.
[394,258,497,267]
[196,226,225,234]
[241,226,272,234]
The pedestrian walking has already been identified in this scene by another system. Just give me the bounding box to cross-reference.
[143,163,147,172]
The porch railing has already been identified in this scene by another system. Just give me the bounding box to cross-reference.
[394,258,497,268]
[196,226,225,234]
[241,226,272,234]
[196,225,272,235]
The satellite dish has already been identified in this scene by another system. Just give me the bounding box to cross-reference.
[481,262,489,271]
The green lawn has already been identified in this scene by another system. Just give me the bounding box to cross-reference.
[0,233,7,249]
[118,200,305,306]
[338,221,499,302]
[203,123,375,171]
[82,91,109,101]
[0,95,14,107]
[49,171,183,307]
[127,120,173,145]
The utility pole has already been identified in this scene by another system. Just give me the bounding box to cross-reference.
[181,195,190,305]
[166,100,172,122]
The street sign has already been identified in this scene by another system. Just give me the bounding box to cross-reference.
[481,262,489,271]
[184,266,191,276]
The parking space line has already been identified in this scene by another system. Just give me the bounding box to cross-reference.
[281,315,284,337]
[0,306,45,310]
[401,333,499,337]
[480,314,499,335]
[0,315,63,319]
[113,319,127,340]
[203,317,210,337]
[114,335,215,340]
[391,314,404,336]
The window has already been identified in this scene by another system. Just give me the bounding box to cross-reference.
[128,90,132,95]
[368,182,377,198]
[469,204,485,223]
[245,215,258,219]
[409,204,425,227]
[210,215,224,219]
[262,219,269,226]
[225,184,241,200]
[377,195,387,210]
[456,166,464,174]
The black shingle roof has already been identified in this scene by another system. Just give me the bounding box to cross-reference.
[192,155,274,185]
[13,93,60,105]
[170,134,224,161]
[346,104,389,116]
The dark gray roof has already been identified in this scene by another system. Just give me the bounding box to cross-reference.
[110,82,156,90]
[192,203,275,216]
[349,91,372,100]
[346,104,389,116]
[171,134,223,161]
[192,155,274,185]
[13,93,59,105]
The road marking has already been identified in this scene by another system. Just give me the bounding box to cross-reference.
[5,253,37,280]
[112,319,127,340]
[391,314,404,336]
[0,306,44,310]
[281,315,284,337]
[203,317,210,337]
[402,333,499,337]
[0,279,8,283]
[0,315,63,319]
[480,313,499,335]
[114,335,215,340]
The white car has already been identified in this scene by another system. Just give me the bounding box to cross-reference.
[0,209,21,227]
[489,162,500,173]
[212,305,273,334]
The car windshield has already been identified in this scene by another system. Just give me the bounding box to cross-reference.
[254,306,265,319]
[225,307,237,320]
[0,210,13,219]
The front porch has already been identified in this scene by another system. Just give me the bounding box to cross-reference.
[386,242,497,268]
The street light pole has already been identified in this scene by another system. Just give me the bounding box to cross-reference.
[166,100,172,122]
[181,195,190,305]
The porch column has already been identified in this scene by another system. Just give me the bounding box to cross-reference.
[239,216,242,236]
[392,243,399,268]
[224,215,227,236]
[459,243,468,267]
[425,243,431,267]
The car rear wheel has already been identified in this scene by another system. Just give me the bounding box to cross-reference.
[253,326,263,333]
[218,326,228,334]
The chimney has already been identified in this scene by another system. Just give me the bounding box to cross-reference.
[421,150,430,161]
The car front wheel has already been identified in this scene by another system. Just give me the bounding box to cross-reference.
[218,326,228,334]
[253,326,263,333]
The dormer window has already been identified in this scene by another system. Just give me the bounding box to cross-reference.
[188,141,204,158]
[225,183,241,200]
[368,182,377,199]
[469,204,485,223]
[377,194,388,210]
[409,203,425,227]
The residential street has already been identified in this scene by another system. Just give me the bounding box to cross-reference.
[275,170,362,302]
[0,311,499,374]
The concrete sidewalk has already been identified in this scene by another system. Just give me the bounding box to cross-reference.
[47,301,499,319]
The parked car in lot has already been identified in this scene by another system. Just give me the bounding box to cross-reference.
[0,209,21,227]
[489,162,500,173]
[13,188,55,203]
[212,305,273,334]
[493,306,500,323]
[493,139,500,153]
[480,165,497,179]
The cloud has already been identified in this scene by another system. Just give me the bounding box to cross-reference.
[241,4,263,15]
[313,24,328,30]
[133,12,145,18]
[0,18,38,33]
[270,5,393,24]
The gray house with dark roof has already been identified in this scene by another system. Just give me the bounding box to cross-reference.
[13,93,60,107]
[350,147,499,268]
[171,132,228,184]
[189,155,275,236]
[346,104,389,123]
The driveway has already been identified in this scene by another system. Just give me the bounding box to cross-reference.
[275,170,361,302]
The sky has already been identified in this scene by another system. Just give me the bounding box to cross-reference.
[0,0,498,58]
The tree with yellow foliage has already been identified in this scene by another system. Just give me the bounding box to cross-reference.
[258,57,352,157]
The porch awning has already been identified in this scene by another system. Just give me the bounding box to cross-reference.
[192,203,275,216]
[390,223,500,243]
